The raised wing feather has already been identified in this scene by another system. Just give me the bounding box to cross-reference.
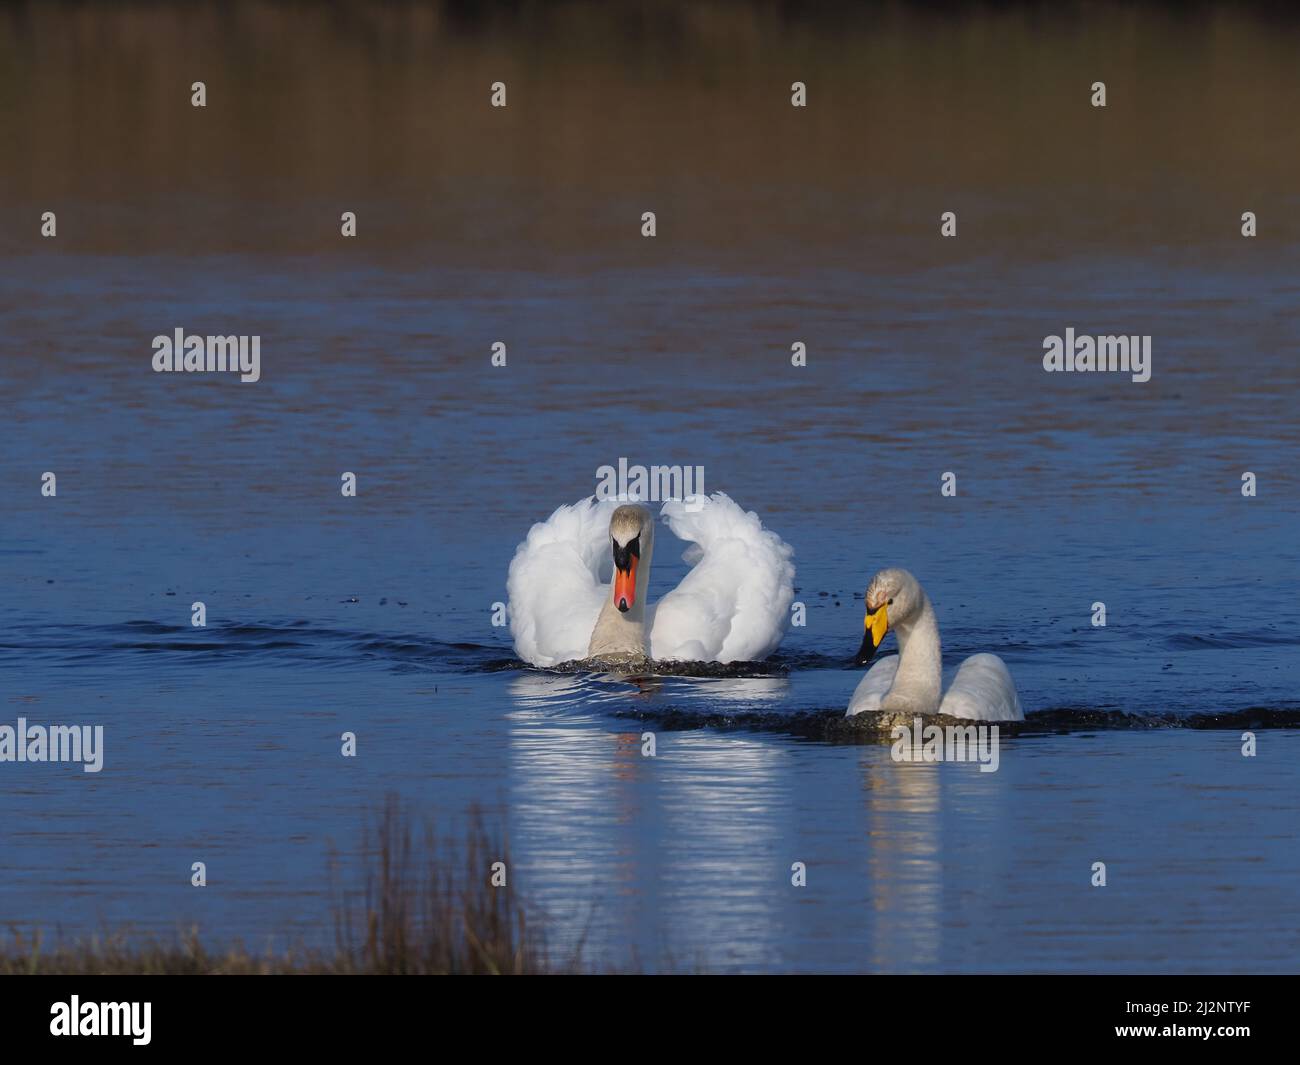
[650,493,795,662]
[506,497,617,666]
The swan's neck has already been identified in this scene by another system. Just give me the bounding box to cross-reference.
[883,593,943,714]
[587,527,655,660]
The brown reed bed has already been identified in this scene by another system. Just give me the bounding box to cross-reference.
[1,798,582,975]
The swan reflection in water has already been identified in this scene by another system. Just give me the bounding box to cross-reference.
[505,671,787,968]
[505,666,1014,972]
[508,669,789,712]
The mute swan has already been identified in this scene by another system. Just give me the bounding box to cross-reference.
[507,493,794,667]
[847,568,1023,722]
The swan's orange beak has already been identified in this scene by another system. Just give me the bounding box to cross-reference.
[614,557,637,613]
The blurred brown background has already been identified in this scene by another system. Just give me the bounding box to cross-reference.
[2,0,1298,264]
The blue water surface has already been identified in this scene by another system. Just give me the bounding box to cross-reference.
[2,244,1298,972]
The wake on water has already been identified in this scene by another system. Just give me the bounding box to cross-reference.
[10,620,1297,739]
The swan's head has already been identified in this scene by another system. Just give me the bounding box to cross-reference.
[608,504,651,613]
[854,567,922,666]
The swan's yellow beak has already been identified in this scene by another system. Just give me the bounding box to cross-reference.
[854,603,888,666]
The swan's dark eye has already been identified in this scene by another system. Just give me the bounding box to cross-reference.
[888,598,894,605]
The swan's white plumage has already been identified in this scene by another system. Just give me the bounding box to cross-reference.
[507,492,794,666]
[651,494,795,662]
[938,653,1021,722]
[846,655,900,715]
[849,652,1021,722]
[845,568,1023,722]
[506,497,617,667]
